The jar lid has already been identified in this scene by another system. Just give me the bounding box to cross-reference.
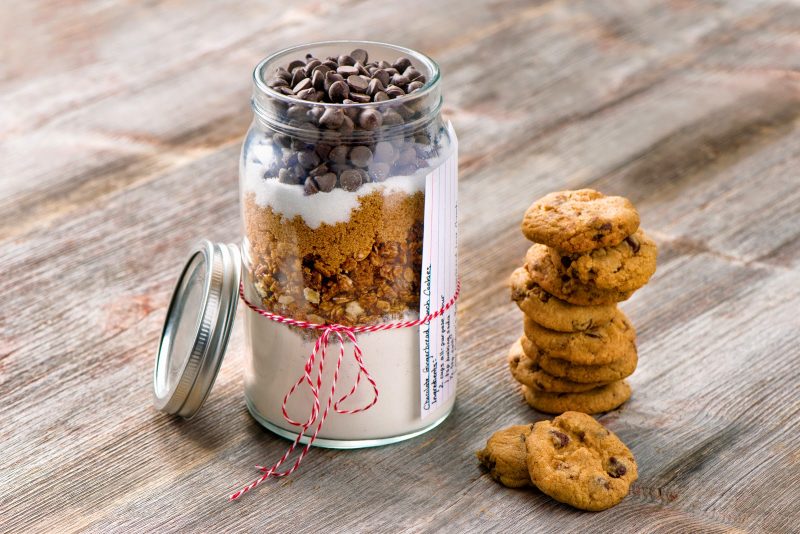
[153,240,241,418]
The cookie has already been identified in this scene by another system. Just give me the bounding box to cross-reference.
[476,424,534,488]
[523,311,636,366]
[526,243,634,306]
[549,229,657,292]
[522,381,631,415]
[525,411,638,511]
[510,267,617,332]
[521,189,640,253]
[520,336,637,384]
[508,338,608,393]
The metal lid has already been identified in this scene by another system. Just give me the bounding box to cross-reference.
[153,240,241,418]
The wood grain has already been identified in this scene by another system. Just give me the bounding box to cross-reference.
[2,0,799,532]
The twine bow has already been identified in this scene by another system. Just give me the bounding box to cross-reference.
[230,280,460,500]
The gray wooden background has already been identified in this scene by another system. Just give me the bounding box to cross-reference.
[2,1,799,532]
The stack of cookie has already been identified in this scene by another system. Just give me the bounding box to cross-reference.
[477,412,638,511]
[508,189,657,414]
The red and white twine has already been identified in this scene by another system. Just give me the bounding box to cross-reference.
[229,280,460,501]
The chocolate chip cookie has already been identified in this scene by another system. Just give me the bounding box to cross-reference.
[526,411,638,511]
[549,229,657,292]
[476,424,534,488]
[523,311,636,366]
[521,189,640,253]
[526,243,634,306]
[508,338,608,393]
[522,381,631,415]
[510,267,617,332]
[520,336,638,384]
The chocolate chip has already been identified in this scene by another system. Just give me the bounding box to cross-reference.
[374,141,396,163]
[608,457,627,478]
[625,235,640,253]
[308,163,329,177]
[347,75,369,93]
[350,48,368,64]
[594,476,611,489]
[337,65,360,76]
[349,146,373,168]
[340,100,360,120]
[403,67,422,81]
[392,57,412,72]
[395,104,414,120]
[369,162,391,182]
[348,92,371,104]
[303,176,320,195]
[286,105,307,121]
[397,146,417,166]
[267,77,289,88]
[278,167,293,184]
[329,145,349,163]
[358,109,382,130]
[287,59,305,72]
[385,85,405,98]
[560,256,572,268]
[290,68,307,87]
[576,430,586,441]
[407,80,424,92]
[295,88,317,101]
[311,69,326,90]
[291,164,305,181]
[338,54,355,66]
[366,78,385,97]
[303,59,321,76]
[372,69,391,87]
[274,67,292,82]
[316,172,337,192]
[297,150,320,170]
[293,77,312,93]
[273,133,291,148]
[322,59,339,71]
[549,430,570,448]
[338,115,355,135]
[281,150,296,167]
[313,63,331,75]
[339,169,363,191]
[328,80,350,102]
[391,74,410,88]
[319,107,345,129]
[382,109,404,125]
[355,62,370,76]
[373,91,389,102]
[314,143,333,159]
[599,222,612,231]
[324,71,344,91]
[393,163,418,175]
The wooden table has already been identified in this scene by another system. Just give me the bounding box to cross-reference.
[3,1,799,532]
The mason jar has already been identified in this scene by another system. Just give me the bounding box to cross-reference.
[239,41,458,447]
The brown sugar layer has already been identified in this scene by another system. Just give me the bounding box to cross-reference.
[244,189,424,326]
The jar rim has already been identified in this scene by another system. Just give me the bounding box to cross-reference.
[252,40,441,109]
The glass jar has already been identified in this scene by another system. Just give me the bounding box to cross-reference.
[239,41,458,447]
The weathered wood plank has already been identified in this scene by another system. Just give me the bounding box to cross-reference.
[2,0,800,532]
